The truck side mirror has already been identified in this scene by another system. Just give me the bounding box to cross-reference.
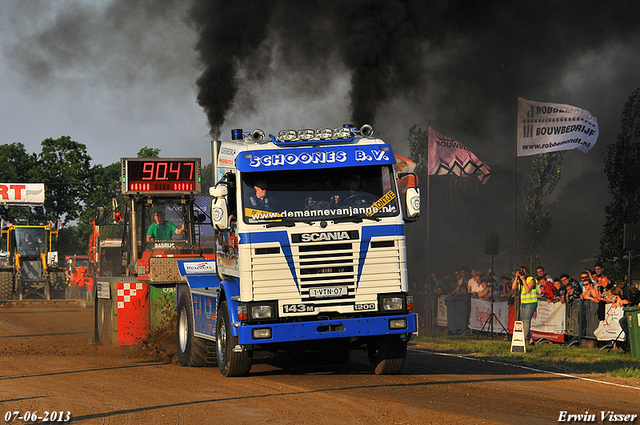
[404,187,421,222]
[211,183,230,230]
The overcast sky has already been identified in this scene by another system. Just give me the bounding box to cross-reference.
[2,1,639,275]
[1,1,639,176]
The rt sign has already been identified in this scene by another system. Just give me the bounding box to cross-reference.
[0,183,45,206]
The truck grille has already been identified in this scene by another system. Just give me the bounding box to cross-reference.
[298,243,355,302]
[250,231,402,311]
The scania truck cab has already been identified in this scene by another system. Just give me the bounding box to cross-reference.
[177,124,420,376]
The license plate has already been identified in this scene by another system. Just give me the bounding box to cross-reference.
[309,286,348,298]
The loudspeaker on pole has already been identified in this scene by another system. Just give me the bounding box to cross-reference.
[624,224,640,251]
[485,233,499,255]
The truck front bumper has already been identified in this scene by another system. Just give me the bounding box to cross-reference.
[237,313,417,345]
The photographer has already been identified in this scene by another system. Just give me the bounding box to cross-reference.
[512,265,538,345]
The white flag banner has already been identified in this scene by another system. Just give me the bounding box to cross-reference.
[517,98,599,157]
[0,183,45,206]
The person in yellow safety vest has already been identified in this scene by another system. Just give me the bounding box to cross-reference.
[512,265,538,345]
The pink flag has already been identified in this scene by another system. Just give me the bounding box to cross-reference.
[428,127,491,184]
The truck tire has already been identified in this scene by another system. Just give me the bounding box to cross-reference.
[177,290,216,367]
[0,271,13,300]
[49,271,66,299]
[96,297,113,344]
[367,335,407,375]
[216,300,252,377]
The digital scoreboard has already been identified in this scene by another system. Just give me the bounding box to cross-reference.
[121,158,201,195]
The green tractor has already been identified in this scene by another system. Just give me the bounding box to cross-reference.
[0,224,65,300]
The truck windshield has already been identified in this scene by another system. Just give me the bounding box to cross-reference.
[241,165,399,223]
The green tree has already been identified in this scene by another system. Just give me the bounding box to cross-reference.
[137,147,160,158]
[521,151,564,270]
[38,136,93,223]
[600,88,640,279]
[200,162,213,195]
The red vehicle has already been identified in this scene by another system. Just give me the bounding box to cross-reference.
[64,255,91,299]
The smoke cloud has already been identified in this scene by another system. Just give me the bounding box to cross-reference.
[3,0,640,278]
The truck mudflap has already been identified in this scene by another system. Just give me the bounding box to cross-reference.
[236,313,417,345]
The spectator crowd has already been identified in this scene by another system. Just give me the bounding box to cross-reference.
[415,265,640,334]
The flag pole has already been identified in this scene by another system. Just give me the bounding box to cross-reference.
[427,122,432,330]
[514,97,520,321]
[427,121,431,293]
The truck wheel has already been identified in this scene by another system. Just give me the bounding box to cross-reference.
[49,271,66,299]
[367,335,407,375]
[216,300,252,377]
[0,271,13,300]
[96,297,113,344]
[177,290,216,367]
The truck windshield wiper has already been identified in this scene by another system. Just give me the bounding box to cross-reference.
[332,216,380,224]
[265,221,296,228]
[332,217,363,224]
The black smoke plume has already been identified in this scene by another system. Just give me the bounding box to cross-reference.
[189,0,435,135]
[189,1,271,139]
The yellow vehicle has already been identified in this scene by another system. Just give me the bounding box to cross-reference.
[0,224,65,300]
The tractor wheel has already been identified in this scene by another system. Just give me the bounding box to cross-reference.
[49,271,66,299]
[177,290,216,367]
[216,301,252,377]
[0,271,13,300]
[367,335,408,375]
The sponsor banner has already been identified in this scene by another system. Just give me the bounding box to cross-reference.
[517,97,599,157]
[0,183,45,206]
[531,300,565,342]
[593,304,625,341]
[428,127,491,184]
[235,144,395,172]
[100,240,122,248]
[218,146,237,168]
[183,261,217,274]
[468,298,509,334]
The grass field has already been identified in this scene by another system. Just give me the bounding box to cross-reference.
[412,331,640,380]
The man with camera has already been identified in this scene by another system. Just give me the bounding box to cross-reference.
[512,265,538,345]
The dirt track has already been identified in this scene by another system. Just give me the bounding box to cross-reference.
[1,303,639,424]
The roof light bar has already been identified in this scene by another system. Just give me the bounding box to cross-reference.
[274,125,373,143]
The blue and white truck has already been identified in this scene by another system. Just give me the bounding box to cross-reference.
[177,124,421,376]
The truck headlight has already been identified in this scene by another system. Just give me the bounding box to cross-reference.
[251,305,273,320]
[246,301,278,322]
[381,297,404,311]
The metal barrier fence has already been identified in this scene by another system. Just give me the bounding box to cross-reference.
[430,296,625,345]
[565,299,601,341]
